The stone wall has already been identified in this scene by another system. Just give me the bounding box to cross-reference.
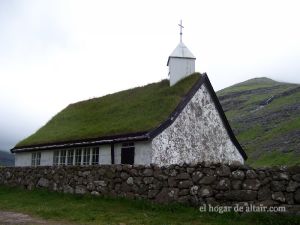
[0,163,299,212]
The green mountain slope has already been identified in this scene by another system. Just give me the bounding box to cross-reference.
[217,77,300,167]
[0,150,14,167]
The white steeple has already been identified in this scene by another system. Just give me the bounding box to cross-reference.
[167,20,196,86]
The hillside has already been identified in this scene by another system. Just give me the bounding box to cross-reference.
[0,150,14,166]
[217,77,300,167]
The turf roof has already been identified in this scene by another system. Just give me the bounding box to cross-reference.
[16,73,201,148]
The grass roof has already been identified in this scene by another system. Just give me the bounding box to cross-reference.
[16,73,201,148]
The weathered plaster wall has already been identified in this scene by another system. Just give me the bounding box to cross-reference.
[1,163,299,213]
[152,83,244,166]
[99,145,111,164]
[15,152,31,167]
[134,142,152,165]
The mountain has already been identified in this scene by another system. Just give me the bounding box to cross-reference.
[0,150,14,167]
[217,77,300,167]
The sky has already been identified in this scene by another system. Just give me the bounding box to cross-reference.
[1,0,300,151]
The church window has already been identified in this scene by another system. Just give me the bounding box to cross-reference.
[53,150,59,165]
[92,147,99,165]
[60,150,66,165]
[31,152,41,166]
[67,149,74,165]
[75,149,82,165]
[83,148,90,165]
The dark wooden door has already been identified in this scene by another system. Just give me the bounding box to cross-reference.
[121,147,135,165]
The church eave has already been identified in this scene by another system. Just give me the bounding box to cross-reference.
[167,56,196,66]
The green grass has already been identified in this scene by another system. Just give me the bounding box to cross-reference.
[0,185,299,225]
[17,73,201,147]
[251,151,300,167]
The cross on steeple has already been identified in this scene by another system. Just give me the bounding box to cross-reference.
[178,20,184,43]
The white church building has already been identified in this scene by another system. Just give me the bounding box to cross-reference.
[11,22,247,167]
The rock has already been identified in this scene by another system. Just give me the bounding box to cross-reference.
[143,177,154,184]
[94,180,107,187]
[120,172,129,180]
[285,192,294,205]
[126,177,134,185]
[259,200,278,207]
[216,165,231,177]
[87,182,95,191]
[232,180,242,190]
[199,186,213,197]
[242,179,260,190]
[258,186,272,201]
[231,170,245,180]
[199,176,216,184]
[75,185,87,194]
[148,190,159,199]
[286,181,300,192]
[5,171,11,179]
[216,178,230,190]
[178,180,193,189]
[192,171,203,183]
[91,191,100,196]
[190,186,199,195]
[63,185,74,194]
[155,188,178,203]
[224,190,257,201]
[37,178,49,188]
[295,189,300,203]
[272,192,285,203]
[82,171,90,177]
[176,173,190,180]
[143,168,153,176]
[278,172,289,180]
[169,169,177,177]
[178,196,190,204]
[271,181,286,191]
[246,170,257,179]
[168,177,177,187]
[178,189,190,196]
[187,167,195,174]
[292,174,300,182]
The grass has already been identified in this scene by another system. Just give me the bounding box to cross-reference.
[0,185,299,225]
[251,151,300,167]
[17,73,201,148]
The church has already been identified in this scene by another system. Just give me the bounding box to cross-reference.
[11,22,247,167]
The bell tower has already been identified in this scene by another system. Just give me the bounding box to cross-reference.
[167,21,196,86]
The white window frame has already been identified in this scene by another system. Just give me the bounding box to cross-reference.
[92,147,99,165]
[67,149,74,166]
[75,148,82,165]
[53,150,60,166]
[83,148,90,165]
[31,152,41,167]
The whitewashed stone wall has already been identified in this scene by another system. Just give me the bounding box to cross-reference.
[151,83,244,166]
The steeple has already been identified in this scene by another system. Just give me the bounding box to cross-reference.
[167,21,196,86]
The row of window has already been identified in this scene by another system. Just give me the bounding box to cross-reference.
[31,147,100,166]
[30,143,136,166]
[53,147,99,166]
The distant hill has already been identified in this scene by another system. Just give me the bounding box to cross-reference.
[0,150,14,167]
[217,77,300,167]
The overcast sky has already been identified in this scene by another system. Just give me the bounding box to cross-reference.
[1,0,300,151]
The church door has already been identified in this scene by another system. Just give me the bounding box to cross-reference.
[121,143,135,165]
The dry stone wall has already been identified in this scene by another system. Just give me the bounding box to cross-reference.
[0,163,300,213]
